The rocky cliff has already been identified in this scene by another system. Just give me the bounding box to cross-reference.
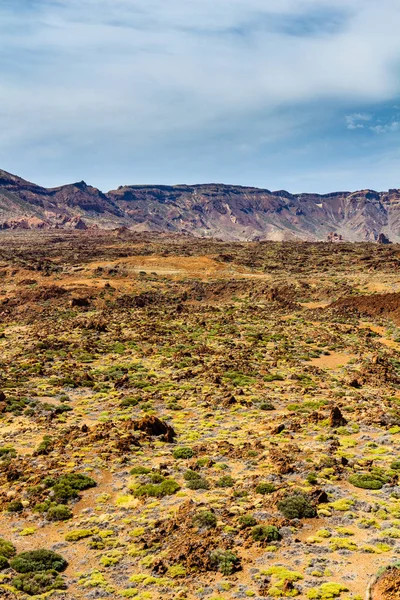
[1,168,400,241]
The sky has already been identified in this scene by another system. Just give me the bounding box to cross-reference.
[1,1,400,193]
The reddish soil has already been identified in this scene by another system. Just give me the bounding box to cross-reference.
[330,293,400,325]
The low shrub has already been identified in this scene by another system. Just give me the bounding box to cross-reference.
[255,482,275,495]
[10,549,68,574]
[0,446,17,459]
[47,504,73,521]
[148,472,164,484]
[130,466,151,475]
[7,500,23,513]
[51,473,97,503]
[132,478,180,498]
[238,514,257,528]
[120,397,139,408]
[216,475,235,488]
[35,435,53,456]
[173,447,194,459]
[65,530,93,542]
[12,571,66,595]
[306,472,318,485]
[186,477,210,490]
[57,473,97,491]
[348,473,384,490]
[52,482,80,503]
[184,469,202,481]
[307,582,349,599]
[260,402,275,411]
[0,537,16,558]
[192,510,217,529]
[210,549,240,575]
[251,525,281,542]
[278,492,317,519]
[0,555,10,570]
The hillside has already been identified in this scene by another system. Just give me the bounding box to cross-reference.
[1,168,400,241]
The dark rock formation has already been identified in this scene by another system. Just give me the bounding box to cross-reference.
[377,232,391,244]
[329,406,347,428]
[133,415,176,442]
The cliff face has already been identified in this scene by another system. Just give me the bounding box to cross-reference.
[1,168,400,241]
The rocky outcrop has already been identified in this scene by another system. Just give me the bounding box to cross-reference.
[367,566,400,599]
[327,232,344,242]
[329,407,347,428]
[133,415,176,442]
[377,232,391,244]
[2,168,400,241]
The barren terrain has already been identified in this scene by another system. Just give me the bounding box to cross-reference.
[1,231,400,599]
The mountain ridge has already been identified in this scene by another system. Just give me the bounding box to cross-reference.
[1,168,399,241]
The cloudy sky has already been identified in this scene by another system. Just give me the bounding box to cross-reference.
[1,0,400,192]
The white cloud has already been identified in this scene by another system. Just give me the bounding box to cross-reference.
[1,0,400,187]
[2,2,400,133]
[345,113,371,129]
[370,121,400,134]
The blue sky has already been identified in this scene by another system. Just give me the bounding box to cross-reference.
[1,0,400,193]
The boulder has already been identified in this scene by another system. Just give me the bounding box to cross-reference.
[330,406,347,428]
[133,415,176,442]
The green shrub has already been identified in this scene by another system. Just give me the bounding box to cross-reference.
[0,537,16,558]
[255,482,275,495]
[173,447,194,459]
[0,446,16,459]
[47,504,73,521]
[217,475,235,488]
[35,435,53,456]
[65,530,93,542]
[130,466,151,475]
[184,469,202,481]
[12,570,66,595]
[7,500,23,513]
[260,402,275,411]
[264,373,284,382]
[27,484,43,498]
[391,460,400,470]
[148,472,164,484]
[192,510,217,529]
[197,457,211,467]
[348,473,384,490]
[186,477,210,490]
[11,549,68,573]
[210,549,240,575]
[132,478,180,498]
[33,499,52,514]
[120,397,139,408]
[43,477,56,488]
[307,582,349,599]
[251,525,281,542]
[52,473,97,503]
[0,555,9,570]
[238,514,257,528]
[52,482,80,503]
[57,473,97,491]
[306,472,318,485]
[278,493,317,519]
